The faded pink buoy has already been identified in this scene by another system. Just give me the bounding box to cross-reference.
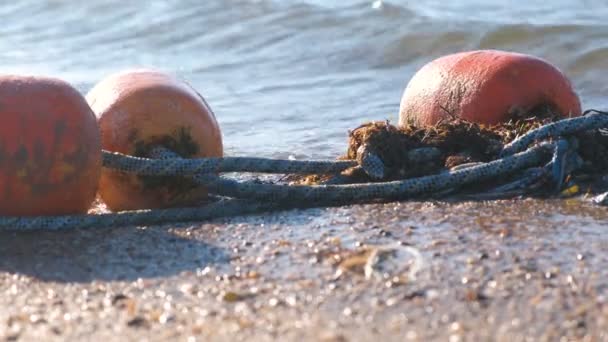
[399,50,582,126]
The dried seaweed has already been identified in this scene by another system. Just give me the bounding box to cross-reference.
[343,113,564,182]
[291,110,608,189]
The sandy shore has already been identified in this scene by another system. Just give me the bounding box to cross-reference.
[1,198,607,341]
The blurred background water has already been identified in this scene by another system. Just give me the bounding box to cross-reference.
[1,0,607,158]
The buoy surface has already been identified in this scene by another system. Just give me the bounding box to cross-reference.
[87,69,223,211]
[399,50,582,126]
[0,75,101,216]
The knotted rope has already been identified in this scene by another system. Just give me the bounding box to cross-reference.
[2,110,608,232]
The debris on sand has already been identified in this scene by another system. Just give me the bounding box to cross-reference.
[333,243,424,282]
[289,110,608,200]
[346,111,564,181]
[346,120,503,179]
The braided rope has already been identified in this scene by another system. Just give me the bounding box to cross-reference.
[406,147,442,163]
[501,111,608,156]
[103,151,357,175]
[192,142,554,203]
[104,145,443,178]
[486,167,547,193]
[357,144,385,180]
[0,142,554,232]
[0,199,278,232]
[355,146,442,180]
[2,112,608,232]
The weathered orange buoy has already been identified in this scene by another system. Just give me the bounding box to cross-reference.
[399,50,582,126]
[86,69,223,211]
[0,75,101,216]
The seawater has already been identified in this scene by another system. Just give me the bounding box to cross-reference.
[1,0,607,159]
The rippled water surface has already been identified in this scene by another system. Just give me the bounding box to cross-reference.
[1,0,608,157]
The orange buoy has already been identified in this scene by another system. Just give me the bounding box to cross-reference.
[86,69,223,211]
[399,50,582,126]
[0,75,101,216]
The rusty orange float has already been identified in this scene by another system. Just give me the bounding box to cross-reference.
[86,69,223,211]
[0,75,101,216]
[399,50,582,126]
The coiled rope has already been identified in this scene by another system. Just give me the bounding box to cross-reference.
[1,111,607,232]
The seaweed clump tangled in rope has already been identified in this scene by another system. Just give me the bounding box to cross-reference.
[327,109,608,191]
[4,109,608,231]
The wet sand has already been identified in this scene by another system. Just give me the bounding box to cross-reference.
[1,198,607,341]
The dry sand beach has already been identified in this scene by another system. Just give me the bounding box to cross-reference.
[2,199,608,341]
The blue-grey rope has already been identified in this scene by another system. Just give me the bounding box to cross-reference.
[356,146,443,180]
[501,111,608,157]
[460,167,548,201]
[3,111,608,232]
[105,145,442,179]
[487,167,547,193]
[103,150,357,175]
[356,144,386,180]
[191,142,555,203]
[0,199,279,232]
[407,147,443,164]
[147,144,555,202]
[0,142,555,232]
